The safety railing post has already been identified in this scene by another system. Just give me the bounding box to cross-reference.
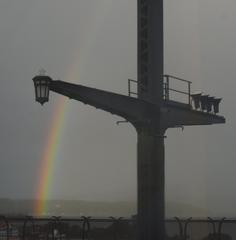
[166,75,170,100]
[188,82,191,105]
[82,216,91,240]
[128,79,131,97]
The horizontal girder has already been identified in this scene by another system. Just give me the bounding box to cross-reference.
[49,80,225,131]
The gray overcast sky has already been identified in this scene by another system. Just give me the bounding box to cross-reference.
[0,0,235,216]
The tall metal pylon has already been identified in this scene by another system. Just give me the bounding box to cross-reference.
[137,1,165,239]
[33,1,225,239]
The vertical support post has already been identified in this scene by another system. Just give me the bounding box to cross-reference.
[137,128,165,240]
[137,0,165,239]
[188,82,191,105]
[166,75,170,100]
[128,79,131,97]
[163,76,166,100]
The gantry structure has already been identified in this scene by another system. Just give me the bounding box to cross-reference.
[33,1,225,239]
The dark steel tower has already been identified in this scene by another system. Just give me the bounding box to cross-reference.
[137,1,165,239]
[33,1,225,239]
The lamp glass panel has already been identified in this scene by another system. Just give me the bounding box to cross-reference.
[213,103,219,113]
[45,86,49,98]
[194,99,200,109]
[36,85,41,99]
[40,85,47,98]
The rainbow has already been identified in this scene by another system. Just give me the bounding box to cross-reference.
[34,1,114,216]
[34,97,68,215]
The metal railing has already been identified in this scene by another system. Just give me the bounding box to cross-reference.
[127,76,192,106]
[0,216,235,240]
[163,75,192,105]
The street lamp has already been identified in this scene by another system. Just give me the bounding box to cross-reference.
[32,75,52,105]
[191,93,202,109]
[206,96,215,113]
[212,98,222,114]
[200,95,209,111]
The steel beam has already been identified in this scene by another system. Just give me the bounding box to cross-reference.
[33,1,225,240]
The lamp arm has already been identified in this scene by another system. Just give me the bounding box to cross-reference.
[49,80,155,122]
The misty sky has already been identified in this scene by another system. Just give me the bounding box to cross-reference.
[0,0,235,216]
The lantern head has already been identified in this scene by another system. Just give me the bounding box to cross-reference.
[32,75,52,105]
[200,95,209,111]
[212,98,222,114]
[191,93,202,109]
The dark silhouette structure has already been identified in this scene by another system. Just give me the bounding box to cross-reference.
[1,216,236,240]
[32,0,225,239]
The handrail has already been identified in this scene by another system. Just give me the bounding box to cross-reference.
[163,74,192,84]
[4,216,236,222]
[168,88,189,96]
[163,74,192,105]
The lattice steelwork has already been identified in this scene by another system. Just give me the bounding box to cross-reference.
[138,0,149,95]
[137,0,164,104]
